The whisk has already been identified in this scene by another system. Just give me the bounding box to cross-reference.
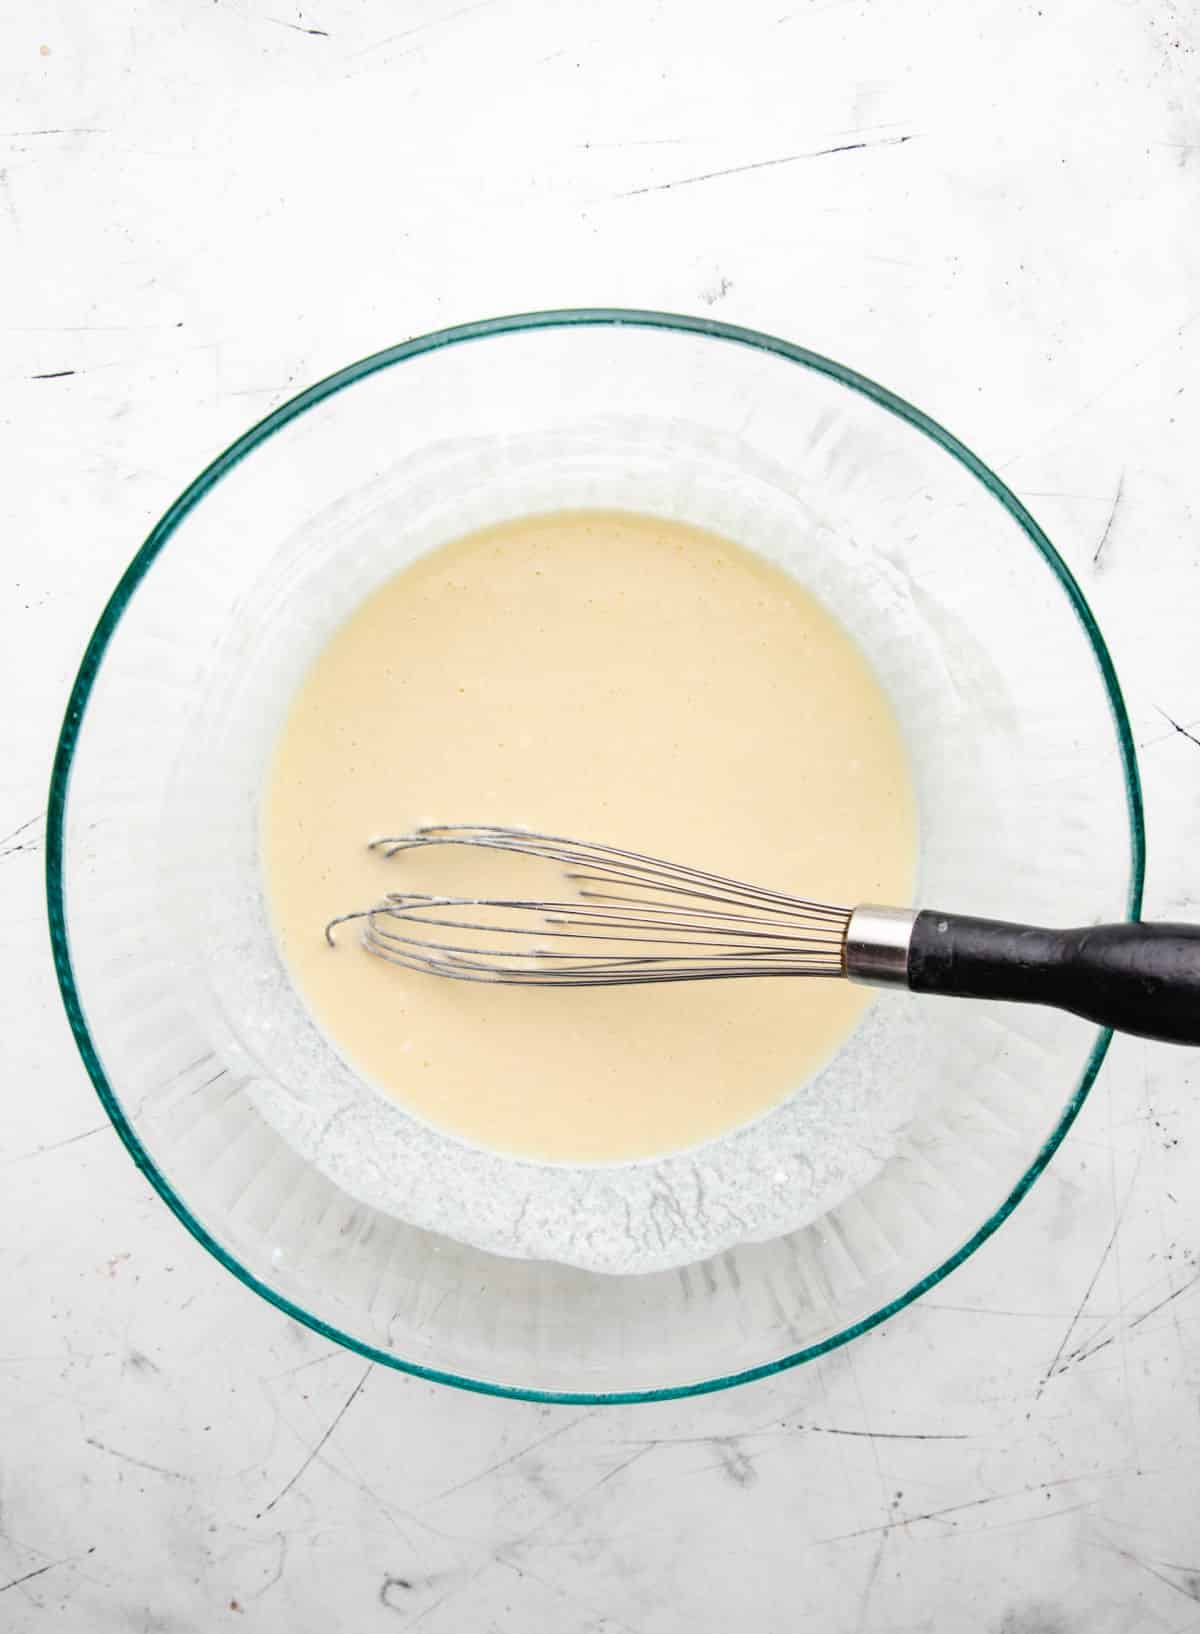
[326,824,1200,1045]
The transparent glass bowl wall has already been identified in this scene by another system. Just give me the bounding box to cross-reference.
[49,312,1141,1402]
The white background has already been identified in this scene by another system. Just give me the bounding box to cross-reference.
[4,2,1200,1628]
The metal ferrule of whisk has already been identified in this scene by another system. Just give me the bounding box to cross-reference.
[842,904,919,987]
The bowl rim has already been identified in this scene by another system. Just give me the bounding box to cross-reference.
[46,307,1145,1404]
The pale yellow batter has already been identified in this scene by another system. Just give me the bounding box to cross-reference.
[262,510,916,1163]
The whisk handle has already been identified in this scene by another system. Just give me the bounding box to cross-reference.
[907,913,1200,1045]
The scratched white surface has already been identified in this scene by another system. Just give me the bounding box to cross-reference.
[4,1,1200,1628]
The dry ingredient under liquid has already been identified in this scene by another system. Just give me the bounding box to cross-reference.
[262,509,916,1164]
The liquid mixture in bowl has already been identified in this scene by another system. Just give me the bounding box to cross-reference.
[262,509,916,1164]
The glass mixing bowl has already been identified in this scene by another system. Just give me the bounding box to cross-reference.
[48,310,1142,1402]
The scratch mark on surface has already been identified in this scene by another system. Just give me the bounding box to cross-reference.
[351,0,496,57]
[1155,706,1200,751]
[610,133,916,198]
[956,1496,1101,1538]
[246,1533,289,1600]
[84,1436,189,1481]
[0,1349,118,1365]
[1092,469,1125,564]
[1128,1267,1200,1329]
[401,1567,490,1631]
[1096,1540,1200,1604]
[1052,1265,1200,1375]
[491,1556,651,1634]
[854,1526,890,1632]
[174,1066,232,1109]
[0,813,44,858]
[923,1300,1112,1317]
[269,1424,455,1552]
[1016,489,1113,500]
[261,1362,371,1513]
[29,369,76,380]
[576,137,687,150]
[820,1471,1106,1544]
[0,1548,94,1595]
[0,1562,59,1595]
[1000,306,1200,468]
[428,1408,595,1503]
[1036,1223,1122,1397]
[1058,1333,1117,1370]
[499,1446,654,1562]
[266,1349,348,1381]
[7,1124,110,1165]
[1137,714,1200,750]
[266,16,330,34]
[846,1343,894,1626]
[804,1423,969,1442]
[618,1419,968,1450]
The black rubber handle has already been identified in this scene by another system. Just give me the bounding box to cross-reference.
[907,912,1200,1045]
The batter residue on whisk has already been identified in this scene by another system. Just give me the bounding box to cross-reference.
[262,509,916,1163]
